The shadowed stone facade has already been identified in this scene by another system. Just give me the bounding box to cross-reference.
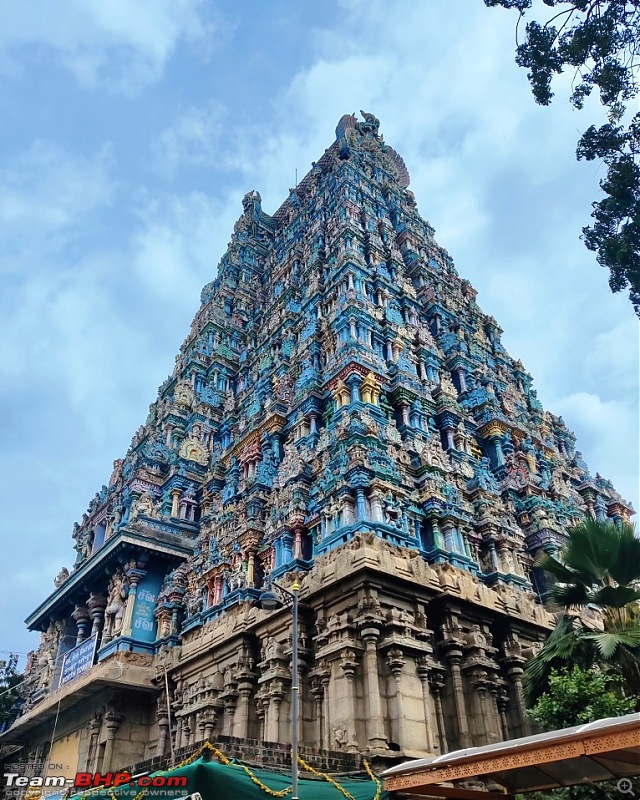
[3,112,634,778]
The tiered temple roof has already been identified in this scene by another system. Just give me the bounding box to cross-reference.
[11,112,634,769]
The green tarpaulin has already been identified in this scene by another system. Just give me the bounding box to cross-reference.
[72,756,388,800]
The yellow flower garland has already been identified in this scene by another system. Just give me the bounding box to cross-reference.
[76,740,382,800]
[296,754,356,800]
[362,759,382,800]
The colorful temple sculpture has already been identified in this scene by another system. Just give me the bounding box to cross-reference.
[4,112,634,777]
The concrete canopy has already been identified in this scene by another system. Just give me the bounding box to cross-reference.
[382,713,640,798]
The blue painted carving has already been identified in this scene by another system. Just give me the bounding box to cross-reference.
[30,110,634,667]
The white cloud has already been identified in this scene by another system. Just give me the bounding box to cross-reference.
[0,0,215,94]
[152,102,227,178]
[130,188,234,308]
[0,141,115,256]
[1,0,638,658]
[551,391,638,511]
[0,143,113,373]
[213,0,639,515]
[0,142,231,432]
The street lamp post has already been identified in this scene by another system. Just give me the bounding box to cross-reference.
[258,578,300,800]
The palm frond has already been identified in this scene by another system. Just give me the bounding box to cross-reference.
[560,520,620,582]
[523,615,596,704]
[592,585,640,610]
[609,523,640,585]
[583,627,640,659]
[548,582,592,608]
[537,552,590,586]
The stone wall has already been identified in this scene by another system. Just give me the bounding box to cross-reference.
[120,735,360,778]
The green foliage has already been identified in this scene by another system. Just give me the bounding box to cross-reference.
[524,519,640,703]
[540,519,640,616]
[485,1,640,315]
[524,666,638,800]
[0,654,23,729]
[529,666,636,729]
[523,614,598,703]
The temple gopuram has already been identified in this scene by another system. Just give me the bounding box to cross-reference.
[4,112,634,779]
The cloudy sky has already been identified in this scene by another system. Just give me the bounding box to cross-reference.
[1,0,638,664]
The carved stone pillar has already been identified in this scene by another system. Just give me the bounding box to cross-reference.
[171,489,181,518]
[87,593,107,642]
[502,634,531,736]
[443,425,455,451]
[174,715,183,752]
[471,669,494,744]
[495,686,510,740]
[101,710,123,772]
[293,524,303,560]
[266,682,284,742]
[182,716,192,749]
[416,658,436,753]
[157,714,169,756]
[386,648,407,750]
[281,533,293,563]
[247,552,256,587]
[487,539,500,572]
[445,649,471,747]
[489,434,505,467]
[320,668,331,751]
[429,515,444,549]
[428,670,448,753]
[339,649,359,752]
[195,712,205,743]
[311,679,324,748]
[355,488,367,520]
[223,694,238,737]
[213,573,224,605]
[496,542,511,575]
[234,681,254,739]
[361,629,387,748]
[456,367,467,393]
[369,489,384,523]
[72,605,91,644]
[508,666,530,735]
[203,711,216,741]
[87,715,102,772]
[256,696,267,742]
[121,566,146,637]
[442,521,456,552]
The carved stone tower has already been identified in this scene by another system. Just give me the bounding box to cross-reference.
[7,113,633,774]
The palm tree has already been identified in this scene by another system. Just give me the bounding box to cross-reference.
[524,518,640,704]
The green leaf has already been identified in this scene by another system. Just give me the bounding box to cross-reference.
[584,628,640,659]
[592,585,640,609]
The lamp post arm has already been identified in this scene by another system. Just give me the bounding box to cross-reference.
[270,579,296,604]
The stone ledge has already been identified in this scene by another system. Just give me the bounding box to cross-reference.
[121,735,360,776]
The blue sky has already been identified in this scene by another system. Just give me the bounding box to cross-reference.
[1,0,638,665]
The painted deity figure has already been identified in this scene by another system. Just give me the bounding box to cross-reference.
[37,625,58,689]
[520,436,537,473]
[105,571,127,638]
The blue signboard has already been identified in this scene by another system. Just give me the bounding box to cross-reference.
[60,635,97,685]
[131,572,162,643]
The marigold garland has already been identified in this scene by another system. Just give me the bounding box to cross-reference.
[362,758,383,800]
[76,740,382,800]
[296,754,356,800]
